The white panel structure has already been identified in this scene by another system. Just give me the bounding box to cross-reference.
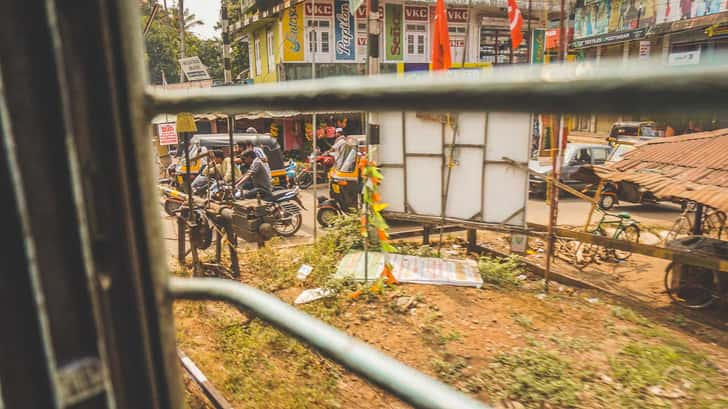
[378,112,404,165]
[379,167,405,212]
[406,157,442,216]
[444,147,483,219]
[404,112,442,154]
[377,111,530,228]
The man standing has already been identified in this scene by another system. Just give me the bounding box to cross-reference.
[236,150,272,200]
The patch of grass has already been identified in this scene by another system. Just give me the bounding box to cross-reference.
[547,335,594,352]
[396,243,439,258]
[610,341,724,408]
[666,314,689,328]
[478,255,524,288]
[611,306,652,327]
[218,320,342,408]
[422,323,461,346]
[431,355,468,384]
[477,347,586,408]
[512,313,534,330]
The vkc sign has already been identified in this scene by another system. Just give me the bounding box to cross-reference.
[305,2,333,16]
[404,5,428,21]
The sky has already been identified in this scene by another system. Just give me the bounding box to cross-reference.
[183,0,220,39]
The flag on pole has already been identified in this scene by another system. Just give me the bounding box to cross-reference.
[431,0,451,71]
[349,0,365,15]
[507,0,524,51]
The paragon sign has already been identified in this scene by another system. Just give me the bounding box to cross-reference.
[334,0,354,60]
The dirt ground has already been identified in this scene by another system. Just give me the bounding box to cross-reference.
[172,231,728,409]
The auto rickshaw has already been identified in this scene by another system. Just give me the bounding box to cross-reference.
[189,133,290,188]
[317,140,362,227]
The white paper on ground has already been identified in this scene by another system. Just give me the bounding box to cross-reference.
[294,288,336,305]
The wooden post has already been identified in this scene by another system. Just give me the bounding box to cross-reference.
[423,225,432,245]
[467,229,477,252]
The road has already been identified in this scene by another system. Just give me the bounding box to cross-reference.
[160,185,681,257]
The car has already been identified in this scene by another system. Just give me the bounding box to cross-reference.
[606,121,659,145]
[529,143,613,195]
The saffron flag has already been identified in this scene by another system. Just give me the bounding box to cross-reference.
[507,0,524,51]
[431,0,451,70]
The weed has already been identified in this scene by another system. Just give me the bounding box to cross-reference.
[512,313,534,330]
[396,243,439,258]
[548,335,594,352]
[478,255,524,288]
[667,314,689,328]
[478,347,585,407]
[610,342,722,408]
[431,356,468,384]
[611,306,652,327]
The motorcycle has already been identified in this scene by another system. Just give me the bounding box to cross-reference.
[297,150,335,189]
[260,187,305,237]
[317,144,362,227]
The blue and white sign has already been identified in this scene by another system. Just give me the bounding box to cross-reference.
[335,0,355,60]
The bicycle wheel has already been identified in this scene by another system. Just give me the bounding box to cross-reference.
[574,228,605,269]
[703,210,726,239]
[664,262,719,309]
[613,224,640,261]
[665,216,691,244]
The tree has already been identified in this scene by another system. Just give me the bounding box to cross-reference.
[143,13,181,83]
[167,6,204,32]
[197,39,223,81]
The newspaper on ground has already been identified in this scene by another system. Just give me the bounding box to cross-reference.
[336,251,483,288]
[294,288,336,305]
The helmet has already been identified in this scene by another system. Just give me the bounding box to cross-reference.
[246,127,257,133]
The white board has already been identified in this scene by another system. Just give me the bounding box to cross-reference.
[377,111,530,227]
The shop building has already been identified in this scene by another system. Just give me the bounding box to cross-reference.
[230,0,552,151]
[568,1,728,133]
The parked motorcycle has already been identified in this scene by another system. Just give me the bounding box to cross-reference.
[261,187,305,237]
[297,151,335,189]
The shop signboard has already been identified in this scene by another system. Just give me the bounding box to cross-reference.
[668,49,701,66]
[569,27,646,48]
[355,1,383,20]
[334,0,355,60]
[178,56,210,81]
[427,7,468,23]
[305,1,333,16]
[404,5,428,21]
[531,29,545,64]
[158,123,178,146]
[639,40,651,59]
[385,4,403,60]
[282,3,305,62]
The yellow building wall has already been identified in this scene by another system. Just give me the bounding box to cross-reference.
[250,22,280,83]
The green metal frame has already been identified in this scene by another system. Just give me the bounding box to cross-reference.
[169,278,489,409]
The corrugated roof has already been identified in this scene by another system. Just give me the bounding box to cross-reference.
[594,129,728,212]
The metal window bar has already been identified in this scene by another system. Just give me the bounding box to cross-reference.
[4,1,728,409]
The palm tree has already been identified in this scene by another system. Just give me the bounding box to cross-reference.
[168,6,204,32]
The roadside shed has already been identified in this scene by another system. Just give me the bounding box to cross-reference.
[594,129,728,214]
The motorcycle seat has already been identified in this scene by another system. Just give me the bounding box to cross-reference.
[270,189,294,201]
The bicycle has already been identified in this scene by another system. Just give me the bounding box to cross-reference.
[664,202,726,244]
[573,208,641,268]
[664,262,723,309]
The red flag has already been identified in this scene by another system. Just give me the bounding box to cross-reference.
[431,0,451,71]
[507,0,524,51]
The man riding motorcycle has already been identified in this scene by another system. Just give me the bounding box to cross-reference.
[235,150,272,200]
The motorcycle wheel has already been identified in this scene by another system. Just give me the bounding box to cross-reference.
[317,207,339,228]
[298,172,313,189]
[164,199,183,216]
[273,212,302,237]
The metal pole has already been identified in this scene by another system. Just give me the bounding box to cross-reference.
[544,114,564,292]
[559,0,566,62]
[228,114,235,195]
[221,0,232,84]
[312,0,318,242]
[693,204,704,235]
[179,0,186,82]
[527,0,532,60]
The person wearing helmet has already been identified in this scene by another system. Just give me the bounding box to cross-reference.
[246,126,257,133]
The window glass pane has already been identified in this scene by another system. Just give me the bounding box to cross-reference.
[321,32,329,53]
[591,148,608,163]
[407,35,414,54]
